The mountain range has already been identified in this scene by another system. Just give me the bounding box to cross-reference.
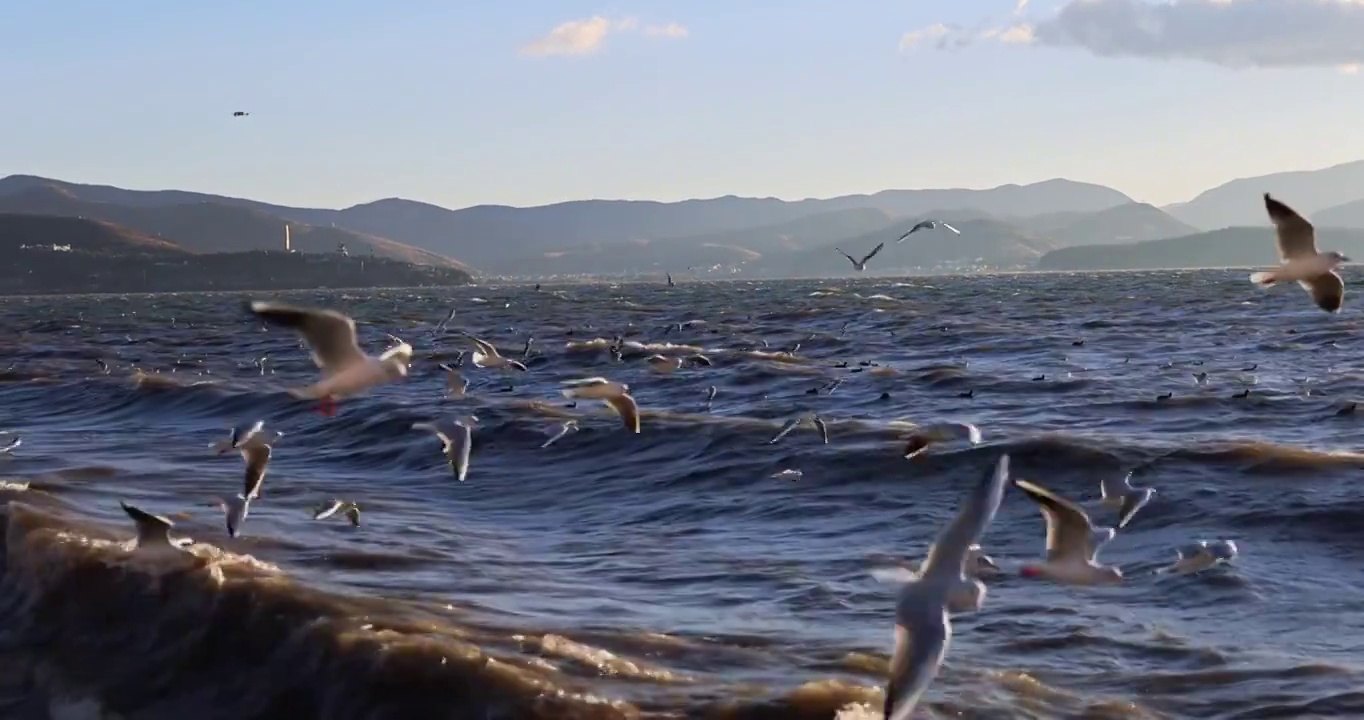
[6,158,1364,277]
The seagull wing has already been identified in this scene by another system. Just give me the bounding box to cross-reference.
[1014,478,1101,564]
[1117,490,1151,529]
[940,222,961,234]
[248,301,366,372]
[605,394,641,433]
[1264,194,1318,260]
[1304,271,1345,313]
[885,608,951,720]
[447,423,472,481]
[769,417,801,444]
[241,444,272,499]
[835,247,858,266]
[313,499,344,520]
[467,336,500,358]
[860,242,886,265]
[921,455,1009,580]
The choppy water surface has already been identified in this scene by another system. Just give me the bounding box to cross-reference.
[1,269,1363,720]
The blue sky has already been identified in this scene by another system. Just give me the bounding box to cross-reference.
[4,0,1364,210]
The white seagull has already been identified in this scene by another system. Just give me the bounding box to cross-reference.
[208,420,281,537]
[1015,478,1123,585]
[1250,194,1348,313]
[466,335,528,372]
[120,501,186,552]
[1157,540,1239,576]
[769,413,826,444]
[413,416,478,482]
[247,301,412,414]
[1099,471,1156,529]
[875,456,1010,720]
[439,363,469,398]
[646,353,712,374]
[561,377,640,433]
[312,498,361,527]
[541,420,580,448]
[897,220,961,242]
[901,422,982,460]
[836,242,885,272]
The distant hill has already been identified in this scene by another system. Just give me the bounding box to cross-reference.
[0,215,471,294]
[1036,226,1364,271]
[0,183,471,272]
[777,215,1057,277]
[1164,160,1364,230]
[0,213,188,256]
[499,207,899,277]
[0,174,1134,274]
[1311,198,1364,228]
[1012,203,1197,247]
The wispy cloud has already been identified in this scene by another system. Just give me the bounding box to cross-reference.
[923,0,1364,69]
[898,23,952,51]
[645,23,689,39]
[520,16,687,57]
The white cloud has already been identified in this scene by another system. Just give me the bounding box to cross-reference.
[993,0,1364,69]
[645,23,689,39]
[520,16,686,57]
[898,23,952,51]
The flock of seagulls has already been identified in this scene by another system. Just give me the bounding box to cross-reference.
[835,218,961,273]
[101,191,1339,717]
[879,192,1345,717]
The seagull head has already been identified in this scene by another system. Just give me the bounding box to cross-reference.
[1327,251,1351,264]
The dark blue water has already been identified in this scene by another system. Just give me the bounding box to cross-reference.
[0,270,1361,720]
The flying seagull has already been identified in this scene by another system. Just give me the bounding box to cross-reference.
[541,420,580,448]
[438,363,469,398]
[1250,194,1348,313]
[836,243,885,272]
[897,220,961,242]
[875,456,1010,720]
[561,377,640,433]
[120,501,185,552]
[246,301,412,415]
[412,416,478,482]
[313,499,361,527]
[209,420,282,537]
[232,111,250,117]
[1015,478,1123,585]
[1156,540,1238,575]
[465,335,528,372]
[1099,471,1156,529]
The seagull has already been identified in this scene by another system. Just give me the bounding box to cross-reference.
[646,354,712,374]
[705,385,718,409]
[1192,371,1209,386]
[208,421,280,537]
[812,415,830,444]
[836,242,885,272]
[901,422,982,460]
[232,111,249,117]
[541,420,579,448]
[1099,471,1156,529]
[874,456,1010,720]
[561,377,639,433]
[94,358,110,374]
[0,435,20,454]
[1157,540,1239,575]
[769,414,820,444]
[312,499,361,527]
[1250,194,1348,313]
[432,307,457,335]
[1015,478,1123,585]
[412,416,478,482]
[897,220,961,242]
[246,301,412,415]
[465,335,528,372]
[120,501,185,552]
[871,544,1003,589]
[438,363,469,398]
